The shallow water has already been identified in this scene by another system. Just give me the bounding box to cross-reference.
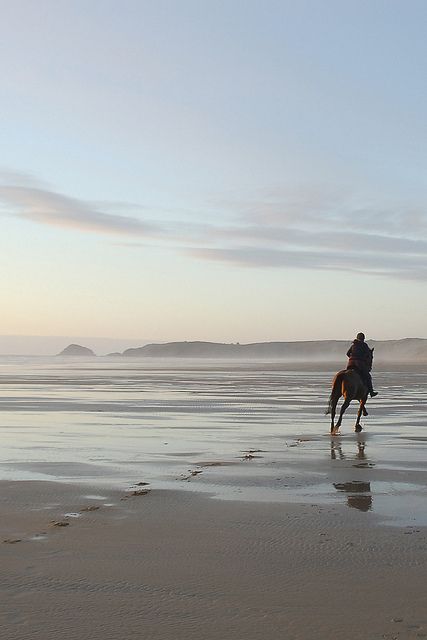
[1,356,426,526]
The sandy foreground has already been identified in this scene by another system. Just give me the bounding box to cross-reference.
[1,480,427,640]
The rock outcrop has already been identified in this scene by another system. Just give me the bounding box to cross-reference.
[57,344,95,357]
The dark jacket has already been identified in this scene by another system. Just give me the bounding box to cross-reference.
[347,340,373,371]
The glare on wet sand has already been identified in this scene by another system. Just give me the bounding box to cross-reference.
[1,356,426,526]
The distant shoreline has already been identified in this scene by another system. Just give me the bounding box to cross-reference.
[50,337,427,362]
[1,336,427,362]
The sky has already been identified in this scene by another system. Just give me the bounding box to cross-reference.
[1,0,427,352]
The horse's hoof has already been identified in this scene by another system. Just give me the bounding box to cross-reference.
[355,425,362,433]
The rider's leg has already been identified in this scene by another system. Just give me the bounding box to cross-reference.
[366,372,378,397]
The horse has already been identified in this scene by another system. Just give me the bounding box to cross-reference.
[326,347,374,435]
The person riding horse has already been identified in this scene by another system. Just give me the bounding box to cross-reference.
[346,333,378,397]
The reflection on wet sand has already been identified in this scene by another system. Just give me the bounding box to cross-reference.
[330,441,345,460]
[331,439,373,511]
[333,480,373,512]
[334,480,371,492]
[347,494,372,511]
[356,441,366,460]
[330,439,367,461]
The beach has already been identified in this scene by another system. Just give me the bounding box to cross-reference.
[1,358,427,639]
[2,482,427,640]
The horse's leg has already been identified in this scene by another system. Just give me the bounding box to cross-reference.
[330,392,341,435]
[335,396,350,433]
[355,399,366,432]
[362,406,368,416]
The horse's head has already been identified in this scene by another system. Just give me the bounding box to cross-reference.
[368,347,374,370]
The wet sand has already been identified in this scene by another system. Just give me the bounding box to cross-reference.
[1,359,427,523]
[1,480,427,640]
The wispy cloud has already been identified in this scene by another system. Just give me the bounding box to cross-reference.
[0,172,160,237]
[187,245,427,278]
[2,171,427,281]
[186,187,427,280]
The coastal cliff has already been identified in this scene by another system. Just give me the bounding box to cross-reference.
[121,338,427,362]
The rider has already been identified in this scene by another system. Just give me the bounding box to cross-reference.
[346,332,378,397]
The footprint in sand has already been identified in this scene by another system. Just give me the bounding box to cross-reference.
[121,482,151,498]
[180,470,202,480]
[130,481,151,492]
[3,538,22,544]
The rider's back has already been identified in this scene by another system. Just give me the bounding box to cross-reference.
[347,340,371,361]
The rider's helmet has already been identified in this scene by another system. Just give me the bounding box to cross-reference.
[356,332,365,341]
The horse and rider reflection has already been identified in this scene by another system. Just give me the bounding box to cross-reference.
[330,439,366,461]
[330,438,373,512]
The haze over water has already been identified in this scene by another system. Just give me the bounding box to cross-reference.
[1,356,426,526]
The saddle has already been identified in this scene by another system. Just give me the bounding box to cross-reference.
[346,365,369,388]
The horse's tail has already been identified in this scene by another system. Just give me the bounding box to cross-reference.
[325,393,333,415]
[325,371,345,415]
[325,390,334,415]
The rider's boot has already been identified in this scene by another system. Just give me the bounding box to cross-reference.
[367,373,378,397]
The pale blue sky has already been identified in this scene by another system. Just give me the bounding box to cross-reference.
[1,0,427,347]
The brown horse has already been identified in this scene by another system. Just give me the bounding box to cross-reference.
[326,369,369,435]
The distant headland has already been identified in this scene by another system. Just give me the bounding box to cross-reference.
[57,344,95,357]
[56,338,427,363]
